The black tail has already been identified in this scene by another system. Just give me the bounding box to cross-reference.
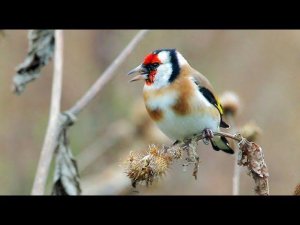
[220,118,230,128]
[210,136,234,154]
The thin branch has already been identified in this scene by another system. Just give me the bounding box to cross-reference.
[219,91,241,194]
[197,131,241,141]
[229,115,240,195]
[69,30,149,115]
[31,30,64,195]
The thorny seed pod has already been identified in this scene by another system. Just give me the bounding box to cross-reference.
[125,144,175,188]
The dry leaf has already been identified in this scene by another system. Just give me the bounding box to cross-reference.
[13,30,55,94]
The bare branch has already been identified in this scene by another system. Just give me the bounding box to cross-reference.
[31,30,64,195]
[69,30,149,116]
[225,114,240,195]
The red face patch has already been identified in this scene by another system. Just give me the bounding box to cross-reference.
[145,70,156,85]
[143,53,161,86]
[143,53,161,65]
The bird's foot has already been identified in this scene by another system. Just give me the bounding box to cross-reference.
[202,128,214,145]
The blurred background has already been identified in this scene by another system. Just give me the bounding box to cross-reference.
[0,30,299,195]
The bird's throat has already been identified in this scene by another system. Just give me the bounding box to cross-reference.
[145,71,156,86]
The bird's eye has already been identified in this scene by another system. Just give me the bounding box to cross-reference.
[152,63,159,68]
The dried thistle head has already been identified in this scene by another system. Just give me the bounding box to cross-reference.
[238,138,269,195]
[220,91,241,116]
[125,144,175,188]
[240,121,262,142]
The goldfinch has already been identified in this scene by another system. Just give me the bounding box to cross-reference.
[128,49,234,154]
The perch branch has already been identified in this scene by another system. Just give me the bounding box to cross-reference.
[31,30,64,195]
[125,131,269,195]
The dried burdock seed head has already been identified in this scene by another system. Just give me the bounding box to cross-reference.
[220,91,241,116]
[294,184,300,195]
[237,138,269,195]
[240,121,262,142]
[125,144,174,188]
[124,129,269,195]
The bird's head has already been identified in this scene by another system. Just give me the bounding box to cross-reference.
[128,49,188,89]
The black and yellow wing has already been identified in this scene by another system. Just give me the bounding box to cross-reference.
[191,73,230,128]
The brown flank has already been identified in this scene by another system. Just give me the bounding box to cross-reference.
[146,106,164,121]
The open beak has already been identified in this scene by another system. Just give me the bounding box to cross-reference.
[127,64,148,82]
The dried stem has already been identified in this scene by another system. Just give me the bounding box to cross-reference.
[125,131,269,195]
[237,139,269,195]
[69,30,148,115]
[31,30,64,195]
[198,131,241,141]
[228,115,240,195]
[30,30,149,195]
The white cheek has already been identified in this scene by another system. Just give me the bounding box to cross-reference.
[157,64,172,77]
[157,51,169,63]
[150,64,172,89]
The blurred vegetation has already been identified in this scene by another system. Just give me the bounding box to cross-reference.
[0,30,299,195]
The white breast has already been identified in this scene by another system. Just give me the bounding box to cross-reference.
[145,90,178,110]
[157,108,220,141]
[144,87,220,141]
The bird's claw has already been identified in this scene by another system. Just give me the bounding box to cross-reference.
[202,128,214,145]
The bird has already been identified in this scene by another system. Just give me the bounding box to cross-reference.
[127,48,234,154]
